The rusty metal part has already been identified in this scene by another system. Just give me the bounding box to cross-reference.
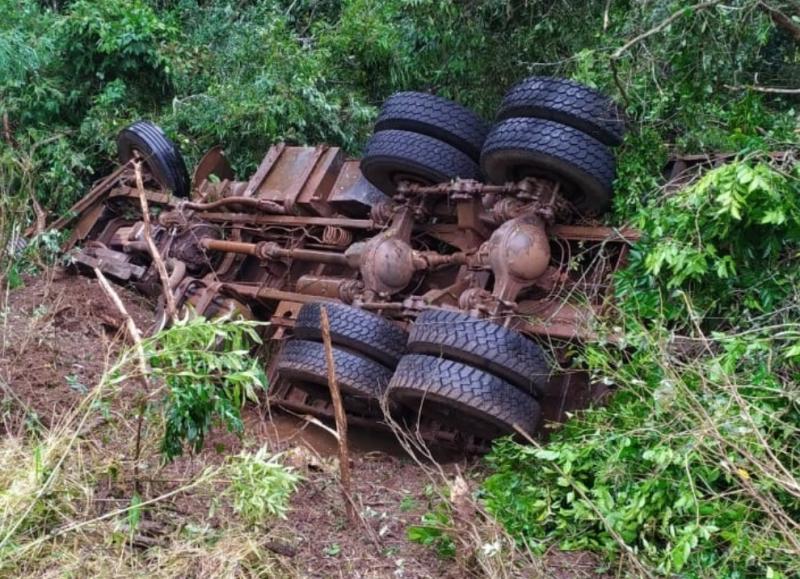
[192,212,376,229]
[180,196,287,214]
[71,244,146,281]
[295,275,355,300]
[549,224,640,242]
[192,146,235,194]
[201,239,349,266]
[396,178,523,197]
[347,206,417,297]
[170,224,221,270]
[223,282,337,305]
[321,226,353,247]
[328,161,392,217]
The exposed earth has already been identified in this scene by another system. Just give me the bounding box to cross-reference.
[0,269,605,578]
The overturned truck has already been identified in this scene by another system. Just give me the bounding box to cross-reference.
[56,77,639,450]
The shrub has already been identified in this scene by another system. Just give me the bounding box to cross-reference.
[227,447,302,524]
[143,315,268,461]
[481,157,800,577]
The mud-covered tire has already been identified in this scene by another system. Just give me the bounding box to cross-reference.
[276,339,392,415]
[361,130,480,196]
[389,354,541,438]
[480,117,615,215]
[118,121,190,198]
[293,302,407,368]
[375,92,489,160]
[407,309,550,396]
[497,77,625,146]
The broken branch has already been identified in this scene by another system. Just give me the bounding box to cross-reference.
[319,305,357,525]
[612,0,724,59]
[133,160,178,323]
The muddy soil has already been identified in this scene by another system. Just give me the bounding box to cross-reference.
[0,269,457,577]
[0,269,605,578]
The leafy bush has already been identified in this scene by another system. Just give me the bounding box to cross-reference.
[227,447,302,524]
[483,317,800,576]
[482,156,800,577]
[618,160,800,323]
[58,0,178,109]
[144,315,268,461]
[407,504,456,559]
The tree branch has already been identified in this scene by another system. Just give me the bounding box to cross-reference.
[759,1,800,42]
[612,0,725,59]
[725,83,800,94]
[133,160,178,323]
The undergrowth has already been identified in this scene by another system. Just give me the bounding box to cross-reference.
[143,314,268,460]
[481,158,800,577]
[0,315,294,576]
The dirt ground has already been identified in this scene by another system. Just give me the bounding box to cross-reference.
[0,269,605,578]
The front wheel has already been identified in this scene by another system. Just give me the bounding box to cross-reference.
[361,130,480,196]
[117,121,190,197]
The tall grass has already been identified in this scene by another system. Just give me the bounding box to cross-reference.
[0,314,292,576]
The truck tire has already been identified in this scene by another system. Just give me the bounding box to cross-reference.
[293,302,407,368]
[361,130,479,196]
[375,92,489,160]
[497,77,625,146]
[118,121,190,197]
[276,339,392,415]
[480,117,615,215]
[407,309,550,396]
[388,354,541,438]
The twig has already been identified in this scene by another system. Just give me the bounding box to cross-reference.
[610,58,631,111]
[94,268,144,361]
[299,413,341,440]
[28,193,47,236]
[725,84,800,94]
[603,0,612,31]
[133,160,177,323]
[612,0,724,59]
[2,112,14,147]
[319,305,357,526]
[93,267,150,494]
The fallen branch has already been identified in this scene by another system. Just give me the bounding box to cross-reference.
[133,160,178,323]
[319,305,357,526]
[93,267,144,361]
[759,1,800,42]
[725,83,800,94]
[612,0,724,59]
[93,266,151,494]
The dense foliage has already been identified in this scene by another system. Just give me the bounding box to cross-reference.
[1,0,799,575]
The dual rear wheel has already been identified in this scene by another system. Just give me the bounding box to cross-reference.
[361,77,625,216]
[276,302,551,441]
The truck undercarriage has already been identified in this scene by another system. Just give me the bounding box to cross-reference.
[51,78,647,450]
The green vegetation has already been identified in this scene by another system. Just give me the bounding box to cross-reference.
[0,316,290,575]
[227,447,302,524]
[144,314,268,460]
[1,0,798,575]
